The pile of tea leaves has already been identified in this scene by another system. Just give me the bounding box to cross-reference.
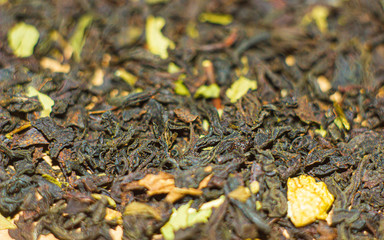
[1,0,384,239]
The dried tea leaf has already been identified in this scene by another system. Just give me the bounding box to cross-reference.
[199,13,233,25]
[226,76,257,103]
[69,14,93,61]
[287,175,334,227]
[161,201,212,240]
[228,186,251,203]
[174,108,198,123]
[26,86,54,117]
[0,214,16,230]
[115,68,137,86]
[194,84,220,99]
[123,202,161,220]
[146,15,175,59]
[294,95,321,125]
[8,22,39,57]
[302,6,329,33]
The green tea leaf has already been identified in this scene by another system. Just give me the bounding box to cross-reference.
[194,84,220,99]
[26,86,55,117]
[146,15,175,59]
[69,14,93,61]
[0,214,16,230]
[8,22,39,58]
[226,76,257,103]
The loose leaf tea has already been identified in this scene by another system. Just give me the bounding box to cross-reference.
[1,0,384,239]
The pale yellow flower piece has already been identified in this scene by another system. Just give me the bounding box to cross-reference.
[287,175,334,227]
[146,15,175,59]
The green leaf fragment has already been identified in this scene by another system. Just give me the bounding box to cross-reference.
[194,84,220,99]
[186,21,199,38]
[0,214,16,230]
[146,15,175,59]
[115,68,138,86]
[302,6,329,33]
[175,78,190,96]
[315,126,327,138]
[333,102,350,131]
[168,62,181,74]
[226,76,257,103]
[8,22,40,58]
[26,86,54,118]
[91,193,117,208]
[199,13,233,25]
[41,174,68,188]
[161,201,212,240]
[69,14,93,61]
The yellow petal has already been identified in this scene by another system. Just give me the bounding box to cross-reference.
[146,16,175,59]
[302,6,329,33]
[26,86,55,118]
[228,186,251,203]
[287,175,334,227]
[0,214,16,230]
[161,200,212,240]
[199,13,233,25]
[69,14,93,61]
[226,76,257,103]
[194,84,220,99]
[8,22,39,58]
[115,68,137,86]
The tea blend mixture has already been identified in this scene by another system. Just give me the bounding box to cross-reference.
[0,0,384,239]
